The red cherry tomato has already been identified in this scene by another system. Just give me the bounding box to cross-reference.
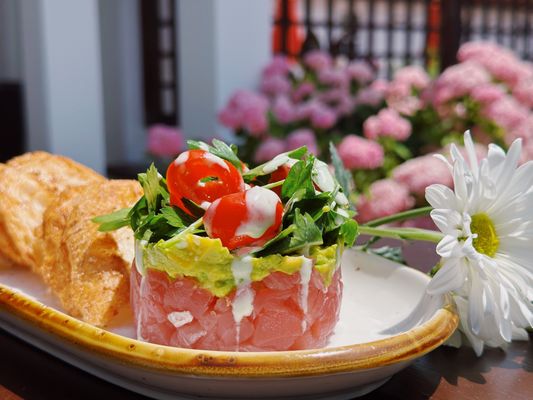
[268,163,292,197]
[166,150,244,209]
[204,186,284,250]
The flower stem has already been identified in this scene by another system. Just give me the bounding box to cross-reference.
[358,225,444,243]
[364,206,433,227]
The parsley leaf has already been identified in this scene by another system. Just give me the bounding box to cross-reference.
[340,219,358,247]
[92,207,131,232]
[137,163,160,212]
[288,210,323,251]
[281,157,315,200]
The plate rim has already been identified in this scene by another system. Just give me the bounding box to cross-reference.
[0,252,459,378]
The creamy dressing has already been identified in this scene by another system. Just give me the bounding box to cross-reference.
[204,152,229,170]
[262,154,291,174]
[199,201,211,210]
[174,152,189,165]
[167,311,194,328]
[312,159,349,206]
[299,256,313,332]
[231,256,255,349]
[235,187,279,239]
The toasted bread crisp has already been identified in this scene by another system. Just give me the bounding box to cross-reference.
[0,152,104,269]
[37,180,142,326]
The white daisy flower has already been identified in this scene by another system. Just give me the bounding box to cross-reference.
[425,131,533,355]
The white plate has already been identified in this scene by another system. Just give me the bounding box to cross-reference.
[0,250,457,399]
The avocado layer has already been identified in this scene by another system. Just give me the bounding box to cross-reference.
[140,234,339,297]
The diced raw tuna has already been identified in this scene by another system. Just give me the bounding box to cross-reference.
[131,263,342,351]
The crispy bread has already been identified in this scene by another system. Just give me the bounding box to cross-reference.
[36,180,142,326]
[0,152,103,268]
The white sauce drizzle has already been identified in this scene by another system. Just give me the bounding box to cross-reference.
[204,152,229,170]
[312,159,349,206]
[174,152,189,165]
[262,154,291,174]
[199,201,211,210]
[231,256,255,349]
[167,311,194,328]
[235,186,279,239]
[299,255,313,332]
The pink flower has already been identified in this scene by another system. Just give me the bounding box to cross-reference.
[146,124,184,158]
[337,134,384,170]
[346,61,375,84]
[292,82,315,102]
[432,61,491,106]
[386,81,424,116]
[470,83,506,105]
[393,66,430,90]
[218,90,269,136]
[371,79,389,93]
[272,96,296,124]
[303,50,333,71]
[262,55,291,78]
[254,138,286,163]
[363,108,412,141]
[318,67,349,88]
[458,41,532,89]
[513,79,533,109]
[356,179,414,223]
[392,154,453,196]
[309,103,337,129]
[286,129,319,155]
[482,96,529,131]
[356,87,385,107]
[260,74,291,97]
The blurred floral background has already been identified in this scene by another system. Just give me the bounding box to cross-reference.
[1,0,532,222]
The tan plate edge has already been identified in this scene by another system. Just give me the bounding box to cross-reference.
[0,282,458,378]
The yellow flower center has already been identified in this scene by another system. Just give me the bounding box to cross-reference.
[470,213,499,257]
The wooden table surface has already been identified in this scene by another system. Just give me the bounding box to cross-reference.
[1,241,532,399]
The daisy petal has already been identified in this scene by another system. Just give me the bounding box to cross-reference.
[427,259,466,295]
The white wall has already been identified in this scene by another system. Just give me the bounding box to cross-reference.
[20,0,106,173]
[0,0,22,81]
[177,0,272,140]
[99,0,145,165]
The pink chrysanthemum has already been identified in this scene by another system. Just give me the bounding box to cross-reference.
[356,179,414,223]
[147,125,184,158]
[337,134,384,170]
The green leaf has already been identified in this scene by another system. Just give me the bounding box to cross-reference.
[287,146,308,160]
[329,142,355,208]
[92,207,131,232]
[289,210,323,251]
[368,246,405,264]
[138,163,160,212]
[160,207,187,228]
[281,158,315,200]
[340,219,359,247]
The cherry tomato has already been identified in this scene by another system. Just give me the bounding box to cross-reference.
[268,163,292,197]
[204,186,284,250]
[166,150,244,209]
